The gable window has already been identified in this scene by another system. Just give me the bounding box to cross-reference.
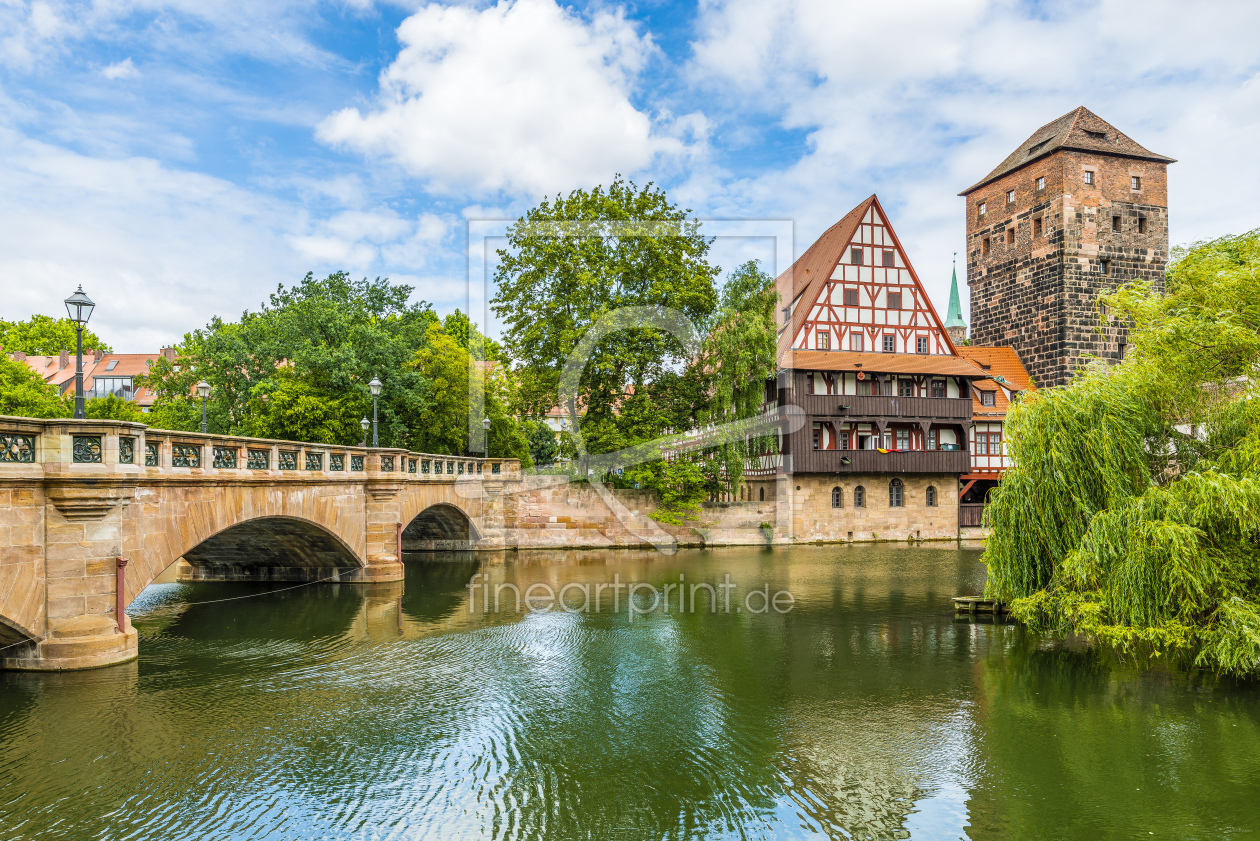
[883,334,895,353]
[843,288,859,306]
[898,379,913,398]
[980,390,996,407]
[1005,228,1015,245]
[1033,217,1043,237]
[1131,176,1141,191]
[889,478,904,507]
[1006,189,1015,204]
[887,292,902,310]
[982,237,991,255]
[931,379,946,398]
[927,429,938,449]
[926,486,937,507]
[850,334,864,352]
[851,247,863,265]
[1035,176,1045,191]
[1112,215,1121,232]
[832,487,843,509]
[916,336,929,355]
[882,250,895,267]
[1083,170,1094,185]
[816,330,831,350]
[1137,217,1147,234]
[854,485,866,508]
[977,201,986,217]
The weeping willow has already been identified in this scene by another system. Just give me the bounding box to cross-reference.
[983,229,1260,676]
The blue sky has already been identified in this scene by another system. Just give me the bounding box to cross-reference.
[2,0,1259,352]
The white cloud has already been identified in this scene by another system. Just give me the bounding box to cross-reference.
[101,57,138,80]
[687,0,1260,315]
[318,0,684,197]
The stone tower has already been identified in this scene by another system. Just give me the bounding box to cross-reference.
[943,258,967,345]
[959,107,1175,387]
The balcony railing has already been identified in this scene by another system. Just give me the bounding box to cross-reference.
[790,447,971,475]
[787,393,972,420]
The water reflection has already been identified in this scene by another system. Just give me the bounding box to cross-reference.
[0,545,1255,840]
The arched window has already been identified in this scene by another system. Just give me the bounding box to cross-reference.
[889,478,904,507]
[759,487,765,502]
[831,486,843,508]
[854,485,865,508]
[926,485,937,507]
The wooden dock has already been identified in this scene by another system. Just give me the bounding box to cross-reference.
[952,596,1007,614]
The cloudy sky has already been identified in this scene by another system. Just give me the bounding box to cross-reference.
[2,0,1258,352]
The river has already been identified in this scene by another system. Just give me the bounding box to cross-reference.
[1,544,1257,840]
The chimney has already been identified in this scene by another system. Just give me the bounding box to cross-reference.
[12,351,25,363]
[59,349,69,369]
[161,347,176,362]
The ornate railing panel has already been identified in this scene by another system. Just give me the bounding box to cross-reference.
[172,444,201,468]
[0,435,35,463]
[330,454,344,471]
[278,451,297,470]
[247,449,269,470]
[119,437,135,464]
[351,455,364,471]
[145,442,159,466]
[212,447,237,469]
[305,452,323,471]
[73,436,102,464]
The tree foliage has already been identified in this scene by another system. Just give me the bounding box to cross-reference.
[984,229,1260,675]
[85,394,144,422]
[0,315,112,355]
[0,354,68,418]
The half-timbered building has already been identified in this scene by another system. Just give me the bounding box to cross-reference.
[748,195,990,541]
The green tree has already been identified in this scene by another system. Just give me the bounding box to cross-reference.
[492,177,719,454]
[0,354,68,418]
[250,372,366,444]
[443,310,505,361]
[0,314,112,355]
[84,394,144,422]
[524,420,559,466]
[984,229,1260,676]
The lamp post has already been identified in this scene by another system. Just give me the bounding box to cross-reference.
[196,380,210,433]
[482,415,491,458]
[63,285,95,419]
[360,417,370,448]
[369,377,382,447]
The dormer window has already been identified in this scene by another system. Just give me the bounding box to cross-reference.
[980,390,996,407]
[1085,129,1106,140]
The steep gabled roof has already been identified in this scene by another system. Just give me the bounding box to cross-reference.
[959,106,1176,196]
[775,196,874,358]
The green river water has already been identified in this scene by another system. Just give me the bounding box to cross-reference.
[1,544,1258,840]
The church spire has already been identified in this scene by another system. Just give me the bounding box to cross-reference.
[944,254,967,344]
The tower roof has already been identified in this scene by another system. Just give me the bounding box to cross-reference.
[944,263,965,329]
[959,106,1176,196]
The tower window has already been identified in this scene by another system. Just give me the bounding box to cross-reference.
[1033,217,1043,237]
[849,334,864,352]
[889,479,904,507]
[883,334,895,353]
[1006,189,1015,204]
[887,292,902,310]
[851,247,863,265]
[882,250,895,267]
[982,237,991,255]
[1131,176,1141,190]
[816,330,831,350]
[1005,229,1015,245]
[1035,176,1045,191]
[917,336,929,354]
[832,487,843,509]
[977,201,986,217]
[843,288,859,306]
[1083,171,1094,185]
[926,486,937,507]
[1100,259,1111,275]
[1112,216,1121,232]
[1137,217,1147,234]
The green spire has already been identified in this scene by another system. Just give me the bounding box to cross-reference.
[944,256,966,330]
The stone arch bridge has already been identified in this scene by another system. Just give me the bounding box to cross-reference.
[0,416,521,671]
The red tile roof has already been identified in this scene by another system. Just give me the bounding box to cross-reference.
[955,345,1034,419]
[786,350,988,378]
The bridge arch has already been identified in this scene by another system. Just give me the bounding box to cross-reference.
[402,503,480,551]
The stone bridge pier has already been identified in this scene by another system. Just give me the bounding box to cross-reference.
[0,416,519,671]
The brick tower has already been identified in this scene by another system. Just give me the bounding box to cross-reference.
[959,107,1175,387]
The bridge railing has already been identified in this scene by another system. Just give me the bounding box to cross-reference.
[0,415,521,482]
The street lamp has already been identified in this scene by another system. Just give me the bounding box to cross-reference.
[63,285,95,419]
[482,415,491,458]
[196,380,210,433]
[360,417,370,448]
[368,377,382,447]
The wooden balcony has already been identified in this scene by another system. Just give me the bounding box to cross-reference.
[788,446,971,475]
[788,393,972,421]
